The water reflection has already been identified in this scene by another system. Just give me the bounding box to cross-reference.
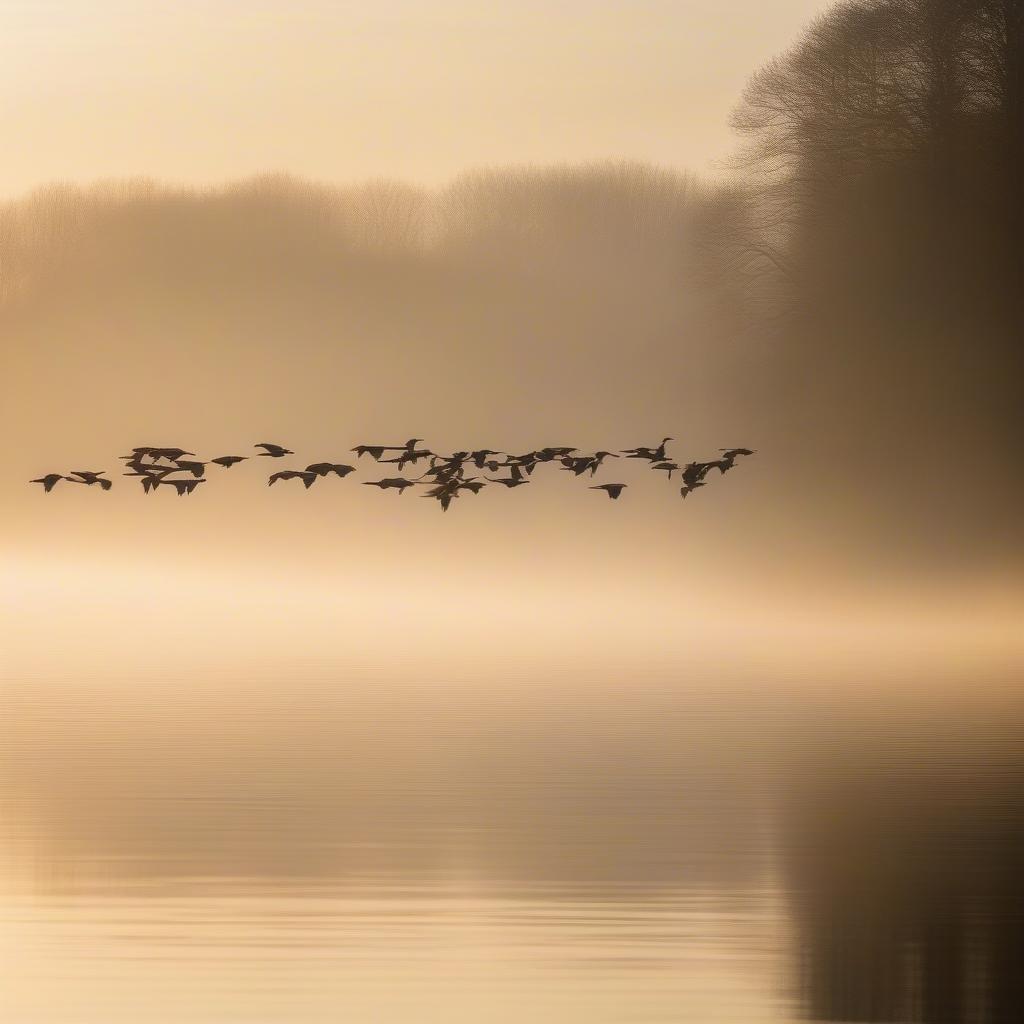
[0,682,1021,1022]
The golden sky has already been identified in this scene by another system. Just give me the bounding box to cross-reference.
[1,0,831,198]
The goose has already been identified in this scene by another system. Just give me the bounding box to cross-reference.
[30,473,66,492]
[561,456,594,476]
[255,443,294,458]
[363,478,416,492]
[470,449,502,468]
[268,470,317,488]
[130,447,195,462]
[352,445,388,460]
[68,471,112,491]
[680,462,714,489]
[211,455,247,468]
[379,449,433,470]
[421,487,459,512]
[533,447,575,463]
[171,460,207,478]
[487,476,530,488]
[124,465,178,488]
[168,478,205,496]
[590,483,626,499]
[305,462,356,478]
[622,437,672,462]
[591,451,619,471]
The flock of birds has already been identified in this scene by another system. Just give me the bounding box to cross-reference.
[31,438,754,511]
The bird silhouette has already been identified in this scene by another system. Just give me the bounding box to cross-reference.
[379,449,433,470]
[505,453,538,475]
[622,438,673,462]
[680,481,706,499]
[363,478,416,492]
[165,478,205,496]
[560,456,594,476]
[123,464,178,490]
[352,445,388,460]
[680,461,715,489]
[487,476,529,488]
[589,451,619,475]
[421,484,461,511]
[590,483,626,499]
[721,448,755,459]
[68,471,112,491]
[30,473,66,492]
[129,447,195,462]
[212,455,247,468]
[255,443,294,458]
[470,449,503,468]
[268,470,317,488]
[171,460,207,478]
[532,447,576,463]
[651,461,679,478]
[305,462,356,478]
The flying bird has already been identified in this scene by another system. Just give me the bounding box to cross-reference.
[470,449,503,469]
[421,486,460,511]
[680,461,715,489]
[363,478,416,492]
[268,470,317,488]
[68,471,112,491]
[590,483,627,500]
[129,447,195,462]
[560,456,594,476]
[305,462,356,478]
[124,465,178,489]
[352,445,388,460]
[590,451,619,474]
[487,476,529,488]
[166,478,205,496]
[255,443,294,458]
[212,455,247,468]
[622,438,673,462]
[379,448,433,470]
[30,473,66,492]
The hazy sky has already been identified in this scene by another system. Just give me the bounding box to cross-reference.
[3,0,1017,693]
[2,0,831,198]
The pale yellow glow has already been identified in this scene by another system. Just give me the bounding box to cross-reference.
[1,0,832,199]
[3,552,1020,688]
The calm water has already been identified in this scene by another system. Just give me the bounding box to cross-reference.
[1,682,1021,1023]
